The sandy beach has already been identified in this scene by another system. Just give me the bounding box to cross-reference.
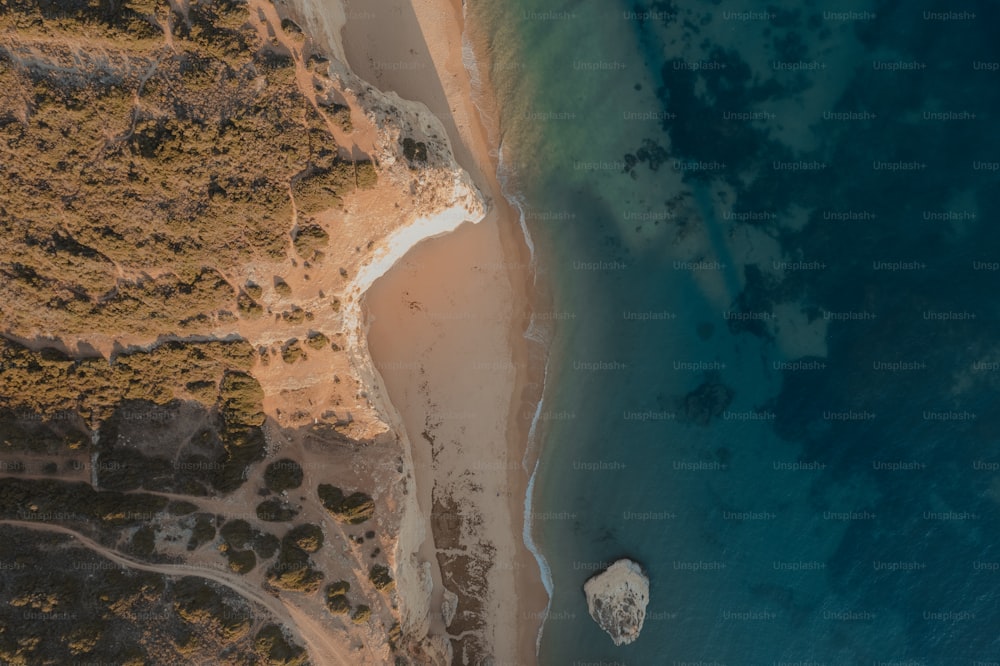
[340,0,549,662]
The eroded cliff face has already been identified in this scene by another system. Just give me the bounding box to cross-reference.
[0,0,483,663]
[280,2,487,662]
[584,559,650,646]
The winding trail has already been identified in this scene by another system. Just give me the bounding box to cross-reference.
[0,520,353,666]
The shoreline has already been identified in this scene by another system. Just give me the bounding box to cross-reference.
[422,6,554,660]
[338,0,549,661]
[455,8,555,663]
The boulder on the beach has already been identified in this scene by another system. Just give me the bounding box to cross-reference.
[583,558,649,646]
[441,587,458,627]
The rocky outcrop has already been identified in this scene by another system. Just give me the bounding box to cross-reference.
[441,588,459,627]
[584,559,649,646]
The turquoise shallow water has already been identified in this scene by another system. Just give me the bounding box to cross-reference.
[469,0,1000,663]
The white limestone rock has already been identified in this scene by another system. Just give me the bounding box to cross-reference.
[583,559,649,646]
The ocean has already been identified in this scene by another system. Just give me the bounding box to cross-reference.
[468,0,1000,663]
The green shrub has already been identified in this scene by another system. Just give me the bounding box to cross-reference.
[305,332,329,350]
[284,523,323,553]
[291,161,355,212]
[218,371,265,428]
[187,513,217,550]
[326,104,352,132]
[388,622,402,650]
[318,484,374,524]
[225,549,256,574]
[325,594,350,615]
[280,308,309,324]
[351,604,371,624]
[67,623,103,655]
[220,519,254,549]
[185,380,218,404]
[281,340,304,364]
[237,291,264,318]
[266,527,325,592]
[256,499,297,522]
[245,282,263,299]
[401,138,427,163]
[210,426,266,493]
[292,223,328,259]
[253,531,280,558]
[266,547,324,593]
[356,160,378,188]
[0,478,168,527]
[263,458,304,492]
[173,577,250,640]
[254,624,307,666]
[129,526,156,557]
[273,277,292,297]
[369,564,394,591]
[324,579,351,616]
[0,337,253,430]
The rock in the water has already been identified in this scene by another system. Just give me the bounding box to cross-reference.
[583,558,649,646]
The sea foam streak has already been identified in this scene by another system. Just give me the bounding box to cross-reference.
[500,129,554,661]
[523,352,554,655]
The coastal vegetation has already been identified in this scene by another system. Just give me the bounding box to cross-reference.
[292,222,330,261]
[257,498,299,522]
[264,459,304,492]
[0,0,377,338]
[318,483,374,524]
[284,523,324,553]
[0,0,396,659]
[0,526,302,664]
[220,518,280,561]
[281,339,306,363]
[254,624,308,666]
[324,580,351,614]
[224,548,257,574]
[306,331,331,350]
[0,477,167,528]
[266,526,325,593]
[220,519,255,549]
[173,576,251,641]
[186,513,218,550]
[0,337,254,431]
[401,137,428,163]
[369,564,395,591]
[0,335,268,492]
[351,604,371,624]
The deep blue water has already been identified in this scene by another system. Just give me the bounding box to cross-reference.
[470,0,1000,663]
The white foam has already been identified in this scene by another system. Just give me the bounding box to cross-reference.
[497,142,536,264]
[460,11,553,657]
[524,454,554,655]
[460,3,499,151]
[521,344,555,656]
